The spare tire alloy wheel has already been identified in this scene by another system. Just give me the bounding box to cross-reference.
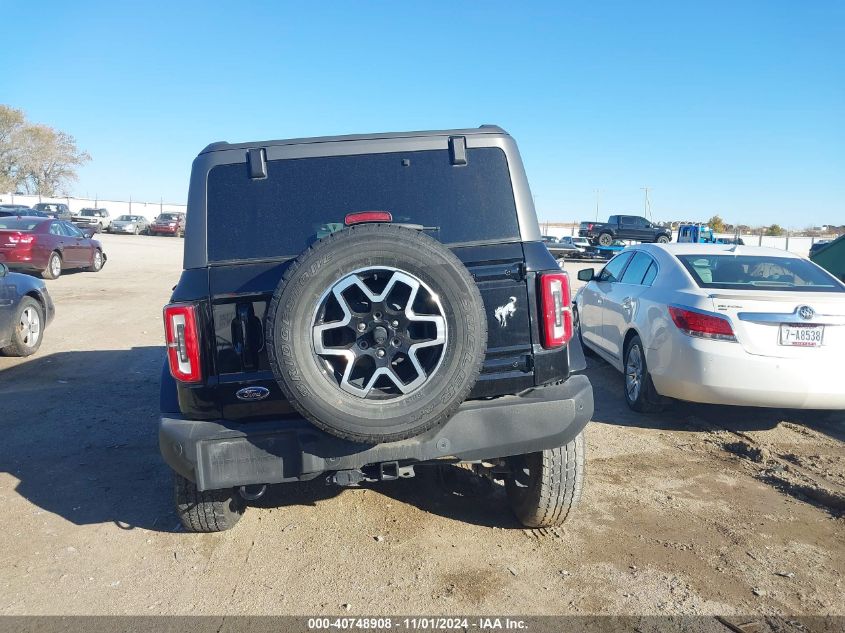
[314,267,447,399]
[266,224,488,444]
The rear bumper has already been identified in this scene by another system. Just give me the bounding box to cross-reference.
[160,374,593,491]
[649,335,845,409]
[0,249,45,269]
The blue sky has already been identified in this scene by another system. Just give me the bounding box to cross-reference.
[2,1,843,227]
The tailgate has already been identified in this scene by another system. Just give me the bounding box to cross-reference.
[207,242,536,420]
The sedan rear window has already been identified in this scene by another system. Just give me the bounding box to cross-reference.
[0,218,40,230]
[206,148,520,262]
[677,254,844,292]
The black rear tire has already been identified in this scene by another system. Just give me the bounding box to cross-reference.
[598,233,613,247]
[173,473,244,532]
[1,297,44,357]
[42,251,62,280]
[623,335,664,412]
[506,431,586,528]
[266,224,487,444]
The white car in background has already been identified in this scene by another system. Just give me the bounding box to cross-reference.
[573,244,845,412]
[560,236,592,250]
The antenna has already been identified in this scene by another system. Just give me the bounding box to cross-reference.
[640,187,652,221]
[594,188,601,221]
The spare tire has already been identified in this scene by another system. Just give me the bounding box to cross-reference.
[266,224,488,444]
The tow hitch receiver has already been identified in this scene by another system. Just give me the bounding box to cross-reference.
[329,462,415,487]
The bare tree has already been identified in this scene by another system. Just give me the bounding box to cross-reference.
[0,105,27,193]
[0,104,91,196]
[19,125,91,195]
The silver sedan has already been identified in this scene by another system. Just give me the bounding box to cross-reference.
[573,243,845,412]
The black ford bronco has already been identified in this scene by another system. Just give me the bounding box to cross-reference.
[159,126,594,532]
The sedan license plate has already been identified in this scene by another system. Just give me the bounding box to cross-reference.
[779,323,824,347]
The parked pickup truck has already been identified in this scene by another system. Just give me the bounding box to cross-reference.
[579,215,671,246]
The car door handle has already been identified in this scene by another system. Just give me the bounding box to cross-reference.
[622,297,633,309]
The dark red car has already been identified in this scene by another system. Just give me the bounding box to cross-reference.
[0,217,106,280]
[149,212,185,237]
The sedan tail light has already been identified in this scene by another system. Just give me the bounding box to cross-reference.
[668,306,736,341]
[163,304,202,382]
[4,232,35,245]
[539,272,573,348]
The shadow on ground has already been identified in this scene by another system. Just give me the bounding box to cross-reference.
[250,464,518,529]
[0,347,178,532]
[1,349,520,532]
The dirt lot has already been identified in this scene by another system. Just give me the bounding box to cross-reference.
[0,236,842,617]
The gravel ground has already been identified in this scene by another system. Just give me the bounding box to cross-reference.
[0,236,842,617]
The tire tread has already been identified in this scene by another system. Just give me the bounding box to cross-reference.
[173,473,244,532]
[507,432,585,528]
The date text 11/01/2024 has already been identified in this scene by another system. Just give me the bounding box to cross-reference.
[307,617,529,630]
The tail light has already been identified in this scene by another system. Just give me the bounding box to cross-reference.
[539,272,573,348]
[345,211,392,225]
[163,304,202,382]
[5,233,35,245]
[668,306,736,341]
[587,224,594,231]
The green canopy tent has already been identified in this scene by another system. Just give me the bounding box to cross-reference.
[811,234,845,282]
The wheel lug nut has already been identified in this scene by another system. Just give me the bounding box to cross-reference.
[391,338,401,347]
[357,323,366,332]
[391,320,399,328]
[358,340,368,349]
[376,348,386,358]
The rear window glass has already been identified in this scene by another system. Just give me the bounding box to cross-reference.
[0,218,40,230]
[677,254,844,292]
[206,148,520,262]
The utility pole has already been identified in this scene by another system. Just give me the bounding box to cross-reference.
[640,187,652,220]
[594,189,601,221]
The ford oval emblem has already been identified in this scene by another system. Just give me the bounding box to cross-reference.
[236,386,270,402]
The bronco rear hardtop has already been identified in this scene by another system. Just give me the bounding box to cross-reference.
[160,125,593,532]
